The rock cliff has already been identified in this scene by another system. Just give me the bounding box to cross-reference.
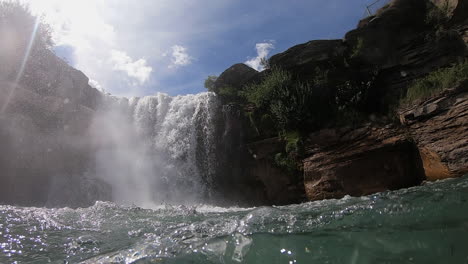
[0,49,109,206]
[214,0,468,204]
[400,81,468,180]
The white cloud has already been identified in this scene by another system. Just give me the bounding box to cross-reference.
[21,0,154,94]
[110,50,152,85]
[18,0,263,95]
[168,45,193,68]
[245,41,275,71]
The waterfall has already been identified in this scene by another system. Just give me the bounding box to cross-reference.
[90,92,219,208]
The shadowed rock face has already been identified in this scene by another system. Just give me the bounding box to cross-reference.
[269,40,346,73]
[0,47,110,207]
[214,63,259,93]
[302,126,426,201]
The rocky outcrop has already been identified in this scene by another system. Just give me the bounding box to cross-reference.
[0,49,109,207]
[20,49,103,110]
[212,0,467,204]
[302,126,425,201]
[269,40,346,79]
[211,102,305,206]
[301,80,468,201]
[400,81,468,180]
[430,0,468,24]
[214,63,259,93]
[245,138,305,204]
[343,0,466,113]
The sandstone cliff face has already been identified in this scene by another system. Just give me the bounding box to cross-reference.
[302,126,425,201]
[302,80,468,201]
[400,81,468,180]
[213,0,467,204]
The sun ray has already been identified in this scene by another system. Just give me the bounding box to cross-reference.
[1,15,40,114]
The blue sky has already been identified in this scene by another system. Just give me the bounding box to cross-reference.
[23,0,389,97]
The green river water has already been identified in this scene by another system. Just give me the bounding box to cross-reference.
[1,176,468,264]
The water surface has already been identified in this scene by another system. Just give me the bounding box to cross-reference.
[1,176,468,263]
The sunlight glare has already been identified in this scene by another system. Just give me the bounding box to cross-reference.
[24,0,115,49]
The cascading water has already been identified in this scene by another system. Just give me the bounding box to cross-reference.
[90,92,219,208]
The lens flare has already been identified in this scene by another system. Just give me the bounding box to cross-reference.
[1,15,40,114]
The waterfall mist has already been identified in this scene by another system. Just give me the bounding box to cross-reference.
[90,92,219,208]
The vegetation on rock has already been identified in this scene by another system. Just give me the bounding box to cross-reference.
[401,60,468,105]
[241,67,334,132]
[0,2,53,72]
[204,75,218,92]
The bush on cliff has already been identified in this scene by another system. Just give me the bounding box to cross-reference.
[401,60,468,105]
[0,1,54,91]
[241,67,332,132]
[0,1,52,50]
[204,75,218,93]
[241,67,290,109]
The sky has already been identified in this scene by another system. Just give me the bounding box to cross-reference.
[19,0,389,97]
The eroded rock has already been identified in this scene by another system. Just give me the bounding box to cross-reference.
[400,81,468,178]
[303,126,425,201]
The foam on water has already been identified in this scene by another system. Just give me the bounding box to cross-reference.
[1,176,468,263]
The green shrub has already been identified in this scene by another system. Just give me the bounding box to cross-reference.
[241,67,332,132]
[269,81,316,130]
[283,130,302,154]
[218,85,237,97]
[274,152,297,174]
[204,75,218,92]
[241,67,291,108]
[217,85,244,103]
[401,60,468,105]
[0,1,53,51]
[425,0,450,28]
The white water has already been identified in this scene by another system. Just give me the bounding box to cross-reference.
[90,92,219,208]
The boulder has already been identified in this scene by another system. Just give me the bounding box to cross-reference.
[213,63,259,92]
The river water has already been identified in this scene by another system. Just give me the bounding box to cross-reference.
[1,176,468,263]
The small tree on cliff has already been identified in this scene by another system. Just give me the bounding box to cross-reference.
[204,75,218,93]
[0,1,53,82]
